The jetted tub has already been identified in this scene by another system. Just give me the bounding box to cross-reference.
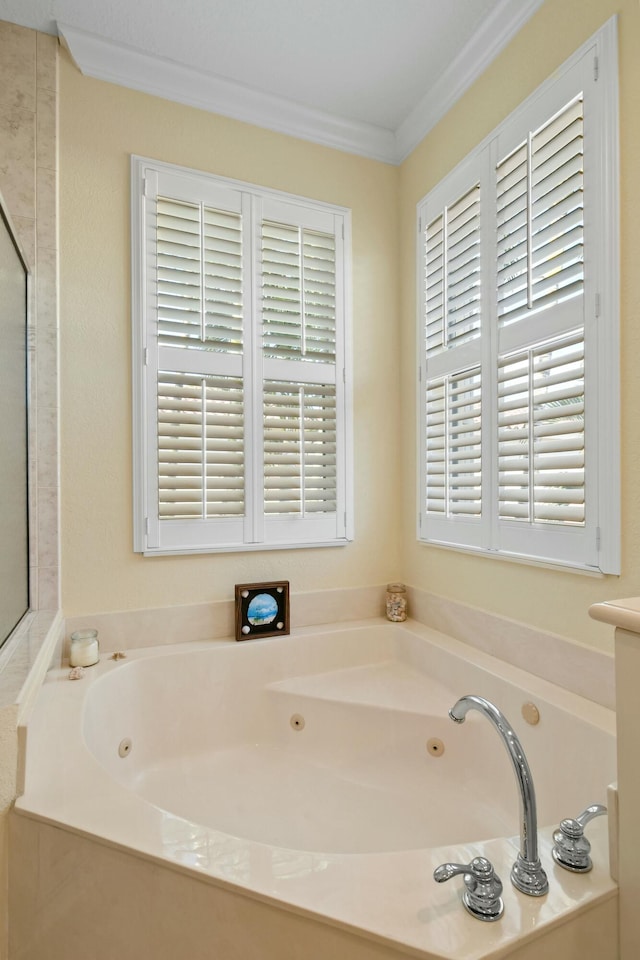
[13,619,618,960]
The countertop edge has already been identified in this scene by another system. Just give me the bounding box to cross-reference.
[589,599,640,634]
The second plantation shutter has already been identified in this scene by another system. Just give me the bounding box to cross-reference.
[417,25,618,572]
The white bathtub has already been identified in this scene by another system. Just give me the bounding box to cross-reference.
[13,619,618,960]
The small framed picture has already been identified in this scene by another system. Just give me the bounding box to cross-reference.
[234,581,290,641]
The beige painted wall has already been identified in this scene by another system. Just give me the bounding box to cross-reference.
[59,50,401,617]
[400,0,640,652]
[60,0,640,650]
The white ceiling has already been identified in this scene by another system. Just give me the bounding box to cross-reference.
[0,0,544,163]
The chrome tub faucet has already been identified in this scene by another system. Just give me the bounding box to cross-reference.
[449,694,549,897]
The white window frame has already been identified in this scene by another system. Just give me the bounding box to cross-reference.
[132,157,353,555]
[416,18,619,574]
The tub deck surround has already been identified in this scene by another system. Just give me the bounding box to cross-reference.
[15,620,617,960]
[64,585,616,711]
[63,584,387,655]
[408,587,615,711]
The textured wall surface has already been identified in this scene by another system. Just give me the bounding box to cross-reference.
[0,20,58,959]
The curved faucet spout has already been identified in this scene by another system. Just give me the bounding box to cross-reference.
[450,695,548,897]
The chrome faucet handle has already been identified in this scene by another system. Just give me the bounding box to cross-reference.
[552,803,608,873]
[434,856,504,921]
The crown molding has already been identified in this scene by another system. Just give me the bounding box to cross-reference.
[60,3,545,167]
[58,23,398,165]
[395,0,546,161]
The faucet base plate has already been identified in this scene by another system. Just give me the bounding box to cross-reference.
[551,847,593,873]
[462,891,504,922]
[511,856,549,897]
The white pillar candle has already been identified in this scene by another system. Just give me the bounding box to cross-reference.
[69,630,99,667]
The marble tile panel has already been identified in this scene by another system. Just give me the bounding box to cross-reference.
[36,32,57,93]
[28,484,38,572]
[0,612,61,709]
[34,335,57,413]
[28,566,38,611]
[36,486,58,569]
[0,107,36,219]
[26,280,36,353]
[35,165,56,250]
[11,215,35,270]
[35,404,58,490]
[35,87,56,171]
[0,22,36,114]
[34,249,58,405]
[37,564,59,611]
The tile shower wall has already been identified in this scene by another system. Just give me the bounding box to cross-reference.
[0,21,59,610]
[0,20,59,959]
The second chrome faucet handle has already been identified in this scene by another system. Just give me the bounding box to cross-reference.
[552,803,608,873]
[434,856,504,922]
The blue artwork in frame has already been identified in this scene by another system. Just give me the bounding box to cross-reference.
[235,581,290,640]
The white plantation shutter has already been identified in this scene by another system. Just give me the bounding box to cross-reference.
[132,159,351,554]
[418,24,619,572]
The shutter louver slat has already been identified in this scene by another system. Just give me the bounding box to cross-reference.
[425,369,482,517]
[157,197,243,354]
[158,372,244,519]
[498,330,584,525]
[262,222,336,364]
[424,185,481,358]
[264,381,337,515]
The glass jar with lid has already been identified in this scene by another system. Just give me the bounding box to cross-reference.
[386,583,407,622]
[69,629,100,667]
